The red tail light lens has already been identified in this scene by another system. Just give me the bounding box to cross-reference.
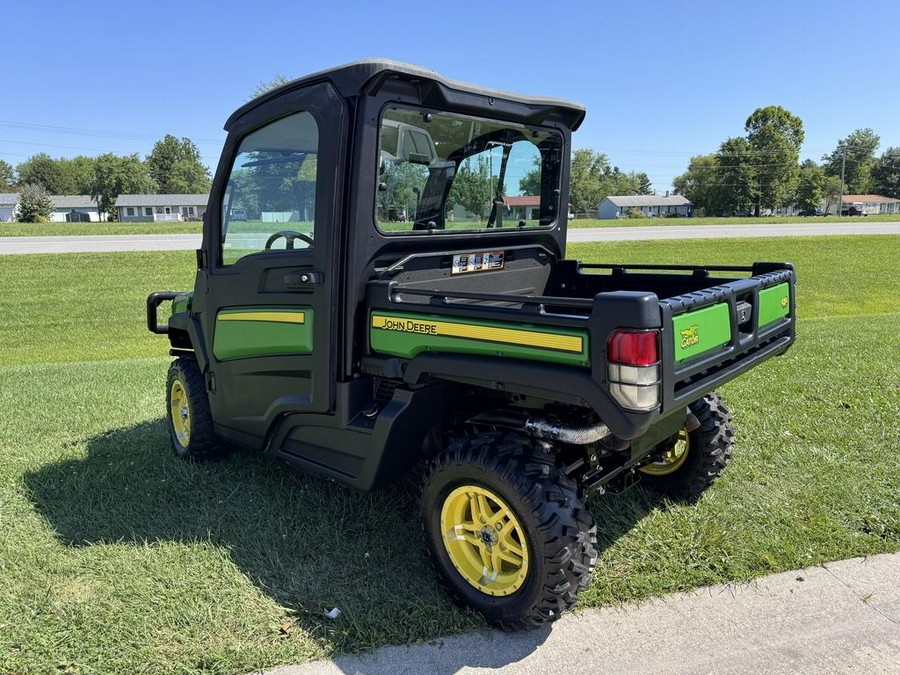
[607,330,659,366]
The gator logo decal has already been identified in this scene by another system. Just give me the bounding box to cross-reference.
[781,296,789,309]
[680,325,700,349]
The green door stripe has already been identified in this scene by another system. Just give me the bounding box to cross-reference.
[214,306,313,361]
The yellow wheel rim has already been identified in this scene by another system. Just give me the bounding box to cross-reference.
[169,379,191,448]
[640,429,690,476]
[440,485,530,596]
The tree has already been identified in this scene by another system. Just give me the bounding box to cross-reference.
[673,154,717,212]
[0,159,14,190]
[90,153,157,218]
[146,135,210,194]
[568,149,609,213]
[822,175,842,215]
[518,156,542,195]
[870,147,900,199]
[379,161,429,217]
[58,156,96,194]
[744,106,804,214]
[167,158,212,194]
[711,137,757,216]
[249,75,291,100]
[795,161,825,212]
[16,183,53,222]
[16,153,67,194]
[448,155,494,218]
[822,128,880,194]
[631,171,653,195]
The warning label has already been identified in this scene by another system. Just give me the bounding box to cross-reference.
[451,250,504,274]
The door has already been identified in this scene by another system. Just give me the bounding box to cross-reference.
[199,99,342,445]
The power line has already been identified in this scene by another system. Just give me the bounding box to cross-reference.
[0,120,223,146]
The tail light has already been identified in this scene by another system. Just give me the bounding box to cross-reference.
[607,329,660,411]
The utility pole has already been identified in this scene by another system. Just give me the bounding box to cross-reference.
[837,147,846,216]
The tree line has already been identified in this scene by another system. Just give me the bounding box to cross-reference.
[673,107,900,216]
[565,150,652,213]
[1,135,211,221]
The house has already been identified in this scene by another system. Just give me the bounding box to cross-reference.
[50,195,102,222]
[503,195,540,221]
[116,194,209,222]
[831,194,900,216]
[598,195,692,219]
[0,193,17,222]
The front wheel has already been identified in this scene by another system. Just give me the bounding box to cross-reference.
[165,357,227,461]
[639,392,734,497]
[421,432,597,629]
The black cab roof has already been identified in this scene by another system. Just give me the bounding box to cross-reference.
[226,59,586,132]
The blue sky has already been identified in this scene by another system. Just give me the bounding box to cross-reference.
[5,0,898,192]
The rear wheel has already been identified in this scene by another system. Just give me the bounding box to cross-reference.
[421,432,597,629]
[165,357,226,461]
[639,392,734,497]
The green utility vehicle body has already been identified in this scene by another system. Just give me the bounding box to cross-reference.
[148,60,795,492]
[148,60,795,626]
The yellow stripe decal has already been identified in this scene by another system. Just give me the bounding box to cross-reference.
[219,311,305,324]
[371,314,583,353]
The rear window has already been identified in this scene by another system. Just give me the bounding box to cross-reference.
[375,107,562,234]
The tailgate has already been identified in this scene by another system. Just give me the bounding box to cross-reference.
[658,263,795,411]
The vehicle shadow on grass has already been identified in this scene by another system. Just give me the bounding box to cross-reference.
[25,419,659,671]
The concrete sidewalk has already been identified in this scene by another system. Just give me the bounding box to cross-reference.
[266,553,900,675]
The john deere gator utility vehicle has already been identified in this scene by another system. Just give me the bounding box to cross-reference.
[147,60,796,628]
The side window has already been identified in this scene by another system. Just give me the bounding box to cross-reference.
[221,111,319,266]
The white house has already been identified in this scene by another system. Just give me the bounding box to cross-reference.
[116,194,209,222]
[0,193,17,222]
[598,194,693,219]
[832,194,900,216]
[50,195,102,222]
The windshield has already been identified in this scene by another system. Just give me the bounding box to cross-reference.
[375,107,562,234]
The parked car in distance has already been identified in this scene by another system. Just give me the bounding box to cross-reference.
[840,206,866,216]
[797,208,823,216]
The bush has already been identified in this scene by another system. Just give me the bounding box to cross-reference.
[661,212,682,218]
[625,208,647,218]
[16,184,54,223]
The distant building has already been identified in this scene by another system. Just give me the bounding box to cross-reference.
[598,194,692,219]
[831,194,900,216]
[49,195,102,222]
[503,195,540,221]
[0,193,17,222]
[116,194,209,222]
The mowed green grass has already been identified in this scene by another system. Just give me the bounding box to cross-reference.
[1,236,898,673]
[5,213,900,237]
[0,221,203,237]
[568,214,900,228]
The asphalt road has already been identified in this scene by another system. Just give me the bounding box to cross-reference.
[268,553,900,675]
[2,222,900,255]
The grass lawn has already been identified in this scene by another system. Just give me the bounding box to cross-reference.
[569,214,900,228]
[0,221,202,237]
[5,214,900,237]
[1,237,898,673]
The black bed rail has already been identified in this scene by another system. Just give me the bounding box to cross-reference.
[390,285,594,310]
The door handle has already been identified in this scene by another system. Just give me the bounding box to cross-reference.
[284,271,324,288]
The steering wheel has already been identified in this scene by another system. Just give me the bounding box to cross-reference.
[264,230,314,250]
